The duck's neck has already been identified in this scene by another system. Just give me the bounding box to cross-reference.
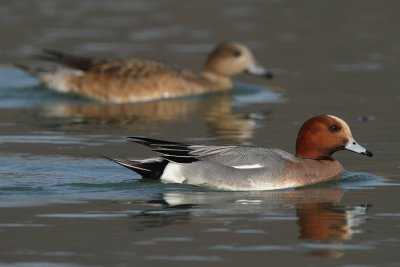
[200,70,232,91]
[295,134,337,160]
[295,147,334,161]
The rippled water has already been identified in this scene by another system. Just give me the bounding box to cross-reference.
[0,153,388,207]
[0,0,399,266]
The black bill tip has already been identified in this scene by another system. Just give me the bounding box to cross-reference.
[265,71,273,79]
[362,150,373,157]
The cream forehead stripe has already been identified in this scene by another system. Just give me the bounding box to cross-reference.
[327,115,352,136]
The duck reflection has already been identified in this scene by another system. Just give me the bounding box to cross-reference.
[297,203,368,241]
[159,188,347,215]
[128,187,369,258]
[296,202,369,258]
[41,92,271,142]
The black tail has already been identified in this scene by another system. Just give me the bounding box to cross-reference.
[105,156,168,180]
[127,136,199,163]
[34,49,94,71]
[127,136,184,148]
[14,63,47,78]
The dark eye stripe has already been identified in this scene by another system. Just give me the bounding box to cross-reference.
[232,50,242,57]
[329,124,341,133]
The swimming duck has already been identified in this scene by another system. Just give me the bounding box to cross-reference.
[16,41,272,103]
[107,115,373,191]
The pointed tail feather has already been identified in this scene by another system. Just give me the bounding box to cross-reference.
[14,63,47,78]
[126,136,199,163]
[33,49,94,71]
[105,156,168,180]
[127,136,184,147]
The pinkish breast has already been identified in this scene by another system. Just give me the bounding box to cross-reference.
[282,159,344,188]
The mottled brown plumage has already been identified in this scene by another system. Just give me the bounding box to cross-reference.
[17,41,273,103]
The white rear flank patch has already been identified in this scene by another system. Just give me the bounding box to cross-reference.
[232,164,263,169]
[160,163,186,183]
[43,68,83,93]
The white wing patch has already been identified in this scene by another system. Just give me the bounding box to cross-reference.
[232,164,263,169]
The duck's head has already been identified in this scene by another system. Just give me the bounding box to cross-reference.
[203,41,273,79]
[295,115,373,160]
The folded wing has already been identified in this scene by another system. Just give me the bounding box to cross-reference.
[127,136,290,168]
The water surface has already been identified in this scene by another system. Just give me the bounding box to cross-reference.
[0,0,399,266]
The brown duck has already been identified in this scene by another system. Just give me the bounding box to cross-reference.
[17,41,273,103]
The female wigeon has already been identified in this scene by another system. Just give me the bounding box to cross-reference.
[16,42,272,103]
[107,115,373,191]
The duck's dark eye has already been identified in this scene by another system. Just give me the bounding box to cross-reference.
[329,124,341,133]
[232,50,242,57]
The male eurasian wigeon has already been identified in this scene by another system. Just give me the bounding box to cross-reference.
[16,42,272,103]
[107,115,373,191]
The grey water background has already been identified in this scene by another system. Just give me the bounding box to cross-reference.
[0,0,399,266]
